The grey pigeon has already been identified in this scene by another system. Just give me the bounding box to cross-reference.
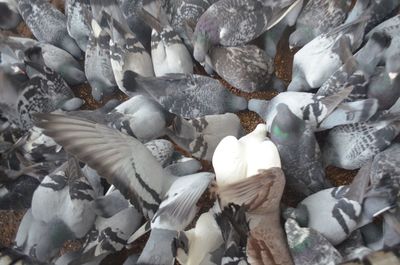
[84,15,118,101]
[138,171,214,265]
[145,139,174,167]
[18,61,82,130]
[0,34,86,85]
[165,113,244,161]
[206,45,274,93]
[140,8,193,76]
[248,87,356,131]
[192,0,302,63]
[112,95,174,142]
[362,144,400,219]
[69,190,142,265]
[17,0,82,58]
[365,14,400,78]
[322,111,400,170]
[284,162,372,245]
[368,65,400,111]
[288,16,368,91]
[65,0,92,51]
[317,32,392,102]
[118,0,152,50]
[99,2,154,94]
[123,71,247,118]
[15,158,97,262]
[289,0,352,48]
[345,0,400,33]
[0,0,21,30]
[34,113,213,223]
[270,103,332,199]
[285,218,343,265]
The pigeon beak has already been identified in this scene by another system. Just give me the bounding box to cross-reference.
[388,72,398,82]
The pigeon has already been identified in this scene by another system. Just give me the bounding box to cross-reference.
[112,95,174,142]
[166,113,244,161]
[144,139,175,167]
[322,110,400,170]
[270,103,332,199]
[84,17,118,101]
[283,162,371,245]
[289,0,352,48]
[0,175,40,210]
[175,209,224,265]
[17,0,82,59]
[69,190,143,265]
[0,246,48,265]
[139,8,193,76]
[34,113,214,227]
[317,32,392,102]
[0,35,86,86]
[17,61,82,130]
[285,218,343,265]
[345,0,400,33]
[216,168,294,265]
[123,71,247,118]
[340,246,400,265]
[362,144,400,219]
[15,158,97,262]
[248,87,355,132]
[192,0,302,63]
[261,0,304,58]
[365,14,400,75]
[212,123,281,187]
[288,16,368,91]
[0,0,21,30]
[381,205,400,248]
[118,0,152,51]
[65,0,92,51]
[205,45,275,93]
[214,203,249,265]
[100,3,154,93]
[137,171,214,265]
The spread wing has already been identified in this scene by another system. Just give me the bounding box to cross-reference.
[34,113,165,218]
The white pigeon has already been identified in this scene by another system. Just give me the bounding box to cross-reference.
[212,123,281,187]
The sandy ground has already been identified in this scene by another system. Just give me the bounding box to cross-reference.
[0,1,358,263]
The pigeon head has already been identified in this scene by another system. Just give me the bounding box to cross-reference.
[270,103,305,143]
[0,2,21,30]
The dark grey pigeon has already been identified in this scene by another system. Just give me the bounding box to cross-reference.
[206,45,274,93]
[166,113,244,161]
[289,0,352,48]
[0,35,86,86]
[17,0,82,58]
[0,246,48,265]
[0,0,21,30]
[270,103,332,199]
[0,175,40,210]
[192,0,302,63]
[65,0,92,51]
[123,71,247,119]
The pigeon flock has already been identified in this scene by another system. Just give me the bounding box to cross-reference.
[1,0,400,264]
